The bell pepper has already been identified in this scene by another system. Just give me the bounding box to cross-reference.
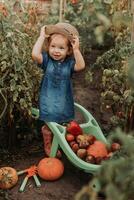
[66,121,82,136]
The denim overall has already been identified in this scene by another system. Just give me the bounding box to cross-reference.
[38,52,75,123]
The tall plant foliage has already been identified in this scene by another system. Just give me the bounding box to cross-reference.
[92,40,134,132]
[65,0,112,52]
[75,2,134,198]
[85,0,134,132]
[0,1,42,123]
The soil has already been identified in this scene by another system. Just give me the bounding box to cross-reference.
[0,50,112,200]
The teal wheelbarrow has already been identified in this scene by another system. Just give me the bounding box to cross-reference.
[32,102,108,174]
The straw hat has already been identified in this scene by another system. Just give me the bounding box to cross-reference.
[45,22,79,42]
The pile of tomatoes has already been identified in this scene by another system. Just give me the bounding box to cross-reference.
[66,121,121,164]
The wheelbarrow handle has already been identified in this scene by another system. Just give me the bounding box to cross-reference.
[17,169,27,175]
[33,174,41,187]
[19,176,29,192]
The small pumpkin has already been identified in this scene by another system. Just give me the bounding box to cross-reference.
[0,167,18,189]
[87,141,108,158]
[37,158,64,181]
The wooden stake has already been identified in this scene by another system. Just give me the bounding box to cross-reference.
[59,0,63,22]
[131,0,134,42]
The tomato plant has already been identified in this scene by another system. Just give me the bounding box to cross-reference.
[0,0,47,147]
[91,39,134,132]
[65,0,113,52]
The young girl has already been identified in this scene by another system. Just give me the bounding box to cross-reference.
[32,22,85,157]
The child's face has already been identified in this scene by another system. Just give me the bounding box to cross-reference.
[48,34,70,61]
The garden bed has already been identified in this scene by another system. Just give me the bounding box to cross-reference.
[0,50,112,200]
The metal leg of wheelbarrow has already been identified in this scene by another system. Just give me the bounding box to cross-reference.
[50,135,59,157]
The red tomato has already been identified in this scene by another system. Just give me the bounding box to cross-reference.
[111,143,121,152]
[69,141,76,147]
[72,143,79,153]
[66,133,75,142]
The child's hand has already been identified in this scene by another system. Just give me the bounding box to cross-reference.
[71,35,79,50]
[40,26,49,39]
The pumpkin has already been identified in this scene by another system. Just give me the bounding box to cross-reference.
[0,167,18,189]
[37,158,64,181]
[87,141,108,158]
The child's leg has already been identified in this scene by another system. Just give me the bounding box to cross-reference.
[41,124,62,158]
[41,124,52,156]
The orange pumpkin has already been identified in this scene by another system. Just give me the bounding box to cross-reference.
[0,167,18,189]
[87,141,108,158]
[37,158,64,181]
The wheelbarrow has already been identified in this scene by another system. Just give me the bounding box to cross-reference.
[31,102,108,174]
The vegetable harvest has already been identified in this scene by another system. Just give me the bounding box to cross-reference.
[66,121,121,164]
[87,141,108,158]
[0,167,18,189]
[37,158,64,181]
[66,121,82,136]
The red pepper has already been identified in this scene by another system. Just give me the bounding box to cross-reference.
[66,121,82,136]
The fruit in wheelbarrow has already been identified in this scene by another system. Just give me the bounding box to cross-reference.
[76,134,94,148]
[77,149,87,159]
[95,157,103,164]
[72,143,79,153]
[85,155,96,164]
[69,140,76,147]
[0,167,18,189]
[87,135,96,144]
[111,142,121,152]
[87,141,108,158]
[66,121,82,136]
[76,135,89,148]
[37,158,64,181]
[66,133,75,142]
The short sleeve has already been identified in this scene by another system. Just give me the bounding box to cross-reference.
[38,51,49,71]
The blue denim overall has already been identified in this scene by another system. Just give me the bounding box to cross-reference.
[38,52,75,123]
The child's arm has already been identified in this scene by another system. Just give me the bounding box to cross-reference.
[71,36,85,71]
[32,26,48,64]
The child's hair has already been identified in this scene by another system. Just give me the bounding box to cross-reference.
[44,33,73,56]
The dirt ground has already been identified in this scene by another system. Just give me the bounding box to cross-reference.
[0,50,112,200]
[0,153,91,200]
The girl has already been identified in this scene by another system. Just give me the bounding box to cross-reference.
[32,22,85,157]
